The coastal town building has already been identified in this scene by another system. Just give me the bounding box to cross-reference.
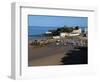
[68,28,81,36]
[60,33,68,37]
[45,27,82,38]
[53,36,60,39]
[60,28,82,37]
[72,28,81,34]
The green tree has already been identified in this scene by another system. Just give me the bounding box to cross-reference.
[75,26,79,30]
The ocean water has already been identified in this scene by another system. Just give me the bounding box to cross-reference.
[28,26,58,36]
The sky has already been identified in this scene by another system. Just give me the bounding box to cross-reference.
[28,15,88,27]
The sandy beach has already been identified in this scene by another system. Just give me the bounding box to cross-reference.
[28,42,75,66]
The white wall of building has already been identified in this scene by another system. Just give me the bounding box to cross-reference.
[60,33,68,37]
[72,28,81,34]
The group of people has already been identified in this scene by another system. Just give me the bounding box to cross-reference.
[30,37,87,48]
[55,38,87,47]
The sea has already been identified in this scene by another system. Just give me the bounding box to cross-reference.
[28,26,58,42]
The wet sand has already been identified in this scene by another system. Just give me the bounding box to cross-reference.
[28,43,74,66]
[29,53,66,66]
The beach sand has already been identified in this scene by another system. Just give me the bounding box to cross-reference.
[28,43,74,66]
[28,53,66,66]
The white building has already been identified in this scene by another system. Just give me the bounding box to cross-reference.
[60,28,81,37]
[68,33,80,36]
[53,36,60,39]
[60,33,68,37]
[68,28,81,36]
[72,28,81,34]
